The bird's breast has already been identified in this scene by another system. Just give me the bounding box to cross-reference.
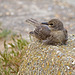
[50,30,65,42]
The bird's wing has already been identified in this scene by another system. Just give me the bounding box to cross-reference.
[26,18,41,26]
[42,34,56,45]
[34,25,51,40]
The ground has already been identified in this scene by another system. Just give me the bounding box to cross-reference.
[0,0,75,35]
[18,34,75,75]
[0,0,75,51]
[0,0,75,74]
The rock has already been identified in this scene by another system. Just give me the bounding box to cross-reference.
[18,34,75,75]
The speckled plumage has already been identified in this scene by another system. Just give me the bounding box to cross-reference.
[26,18,68,45]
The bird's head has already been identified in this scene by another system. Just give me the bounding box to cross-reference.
[41,19,64,30]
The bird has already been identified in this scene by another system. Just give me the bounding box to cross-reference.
[26,18,51,40]
[26,18,68,45]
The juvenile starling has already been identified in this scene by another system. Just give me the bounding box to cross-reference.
[26,18,68,45]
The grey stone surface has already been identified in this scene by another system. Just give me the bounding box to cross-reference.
[0,0,75,40]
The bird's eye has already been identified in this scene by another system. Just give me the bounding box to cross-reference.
[50,23,53,25]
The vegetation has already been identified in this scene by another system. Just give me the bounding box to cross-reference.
[0,35,29,75]
[0,22,11,39]
[0,29,11,38]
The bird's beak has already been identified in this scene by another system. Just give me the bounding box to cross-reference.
[41,22,49,25]
[48,25,51,27]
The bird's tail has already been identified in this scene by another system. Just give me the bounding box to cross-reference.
[26,18,41,27]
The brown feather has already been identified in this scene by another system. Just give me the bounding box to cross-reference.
[26,18,68,45]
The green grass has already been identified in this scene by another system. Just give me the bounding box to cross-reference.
[0,35,29,75]
[0,29,11,38]
[0,22,11,39]
[0,22,29,75]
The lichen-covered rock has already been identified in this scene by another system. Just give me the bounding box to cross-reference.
[18,34,75,75]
